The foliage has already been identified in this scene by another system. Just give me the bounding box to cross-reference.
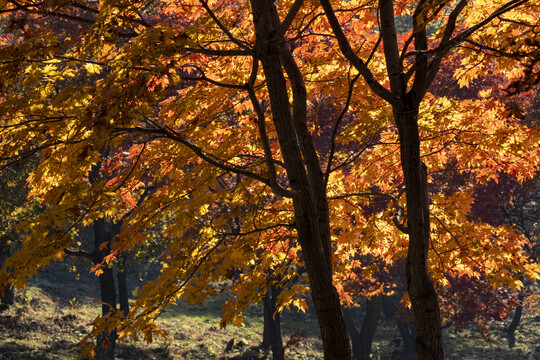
[0,0,539,358]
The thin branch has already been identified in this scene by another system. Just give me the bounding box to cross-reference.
[433,215,483,269]
[112,125,282,195]
[319,0,399,105]
[64,248,96,261]
[274,0,304,41]
[219,222,295,237]
[179,65,246,89]
[247,86,296,198]
[329,191,408,233]
[199,0,251,50]
[324,72,360,188]
[186,47,253,57]
[425,0,527,88]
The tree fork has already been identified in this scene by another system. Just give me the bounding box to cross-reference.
[250,1,351,358]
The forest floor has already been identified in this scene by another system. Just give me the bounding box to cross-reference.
[1,263,539,359]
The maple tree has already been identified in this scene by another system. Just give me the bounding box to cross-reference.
[318,0,540,358]
[0,1,539,360]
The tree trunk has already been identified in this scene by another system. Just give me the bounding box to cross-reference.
[383,296,417,360]
[344,297,382,360]
[395,108,443,360]
[0,238,14,312]
[249,1,351,359]
[93,219,118,360]
[95,266,118,360]
[117,254,129,316]
[507,293,524,348]
[262,285,285,360]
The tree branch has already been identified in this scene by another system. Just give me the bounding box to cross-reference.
[329,191,408,233]
[112,125,286,196]
[247,86,297,198]
[319,0,399,106]
[274,0,304,41]
[324,72,360,188]
[199,0,251,50]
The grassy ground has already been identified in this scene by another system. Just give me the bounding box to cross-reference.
[1,264,539,359]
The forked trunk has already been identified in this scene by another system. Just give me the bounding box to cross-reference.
[249,1,351,359]
[344,297,382,360]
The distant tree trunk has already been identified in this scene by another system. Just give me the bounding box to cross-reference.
[262,285,285,360]
[93,219,118,360]
[383,296,417,359]
[507,293,524,348]
[344,297,382,360]
[0,238,14,312]
[117,254,129,316]
[95,265,118,360]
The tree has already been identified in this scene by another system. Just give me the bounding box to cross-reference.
[0,1,350,357]
[0,1,539,360]
[318,0,540,358]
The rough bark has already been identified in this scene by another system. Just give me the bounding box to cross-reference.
[262,285,285,360]
[250,1,351,358]
[378,1,444,357]
[395,108,443,360]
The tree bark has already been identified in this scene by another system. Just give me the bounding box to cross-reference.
[262,285,285,360]
[95,266,118,360]
[383,296,417,359]
[249,1,351,358]
[395,108,443,360]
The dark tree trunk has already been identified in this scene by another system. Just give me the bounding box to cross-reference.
[344,297,382,360]
[117,254,129,316]
[262,285,285,360]
[0,238,14,312]
[93,219,118,360]
[507,293,524,348]
[249,1,351,359]
[395,108,443,360]
[95,266,118,360]
[383,296,417,359]
[358,297,382,360]
[0,286,14,313]
[343,308,362,360]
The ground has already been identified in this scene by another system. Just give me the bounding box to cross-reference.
[1,263,539,359]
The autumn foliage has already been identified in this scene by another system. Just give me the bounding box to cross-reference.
[1,0,540,359]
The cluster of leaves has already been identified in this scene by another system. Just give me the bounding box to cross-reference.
[0,0,539,357]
